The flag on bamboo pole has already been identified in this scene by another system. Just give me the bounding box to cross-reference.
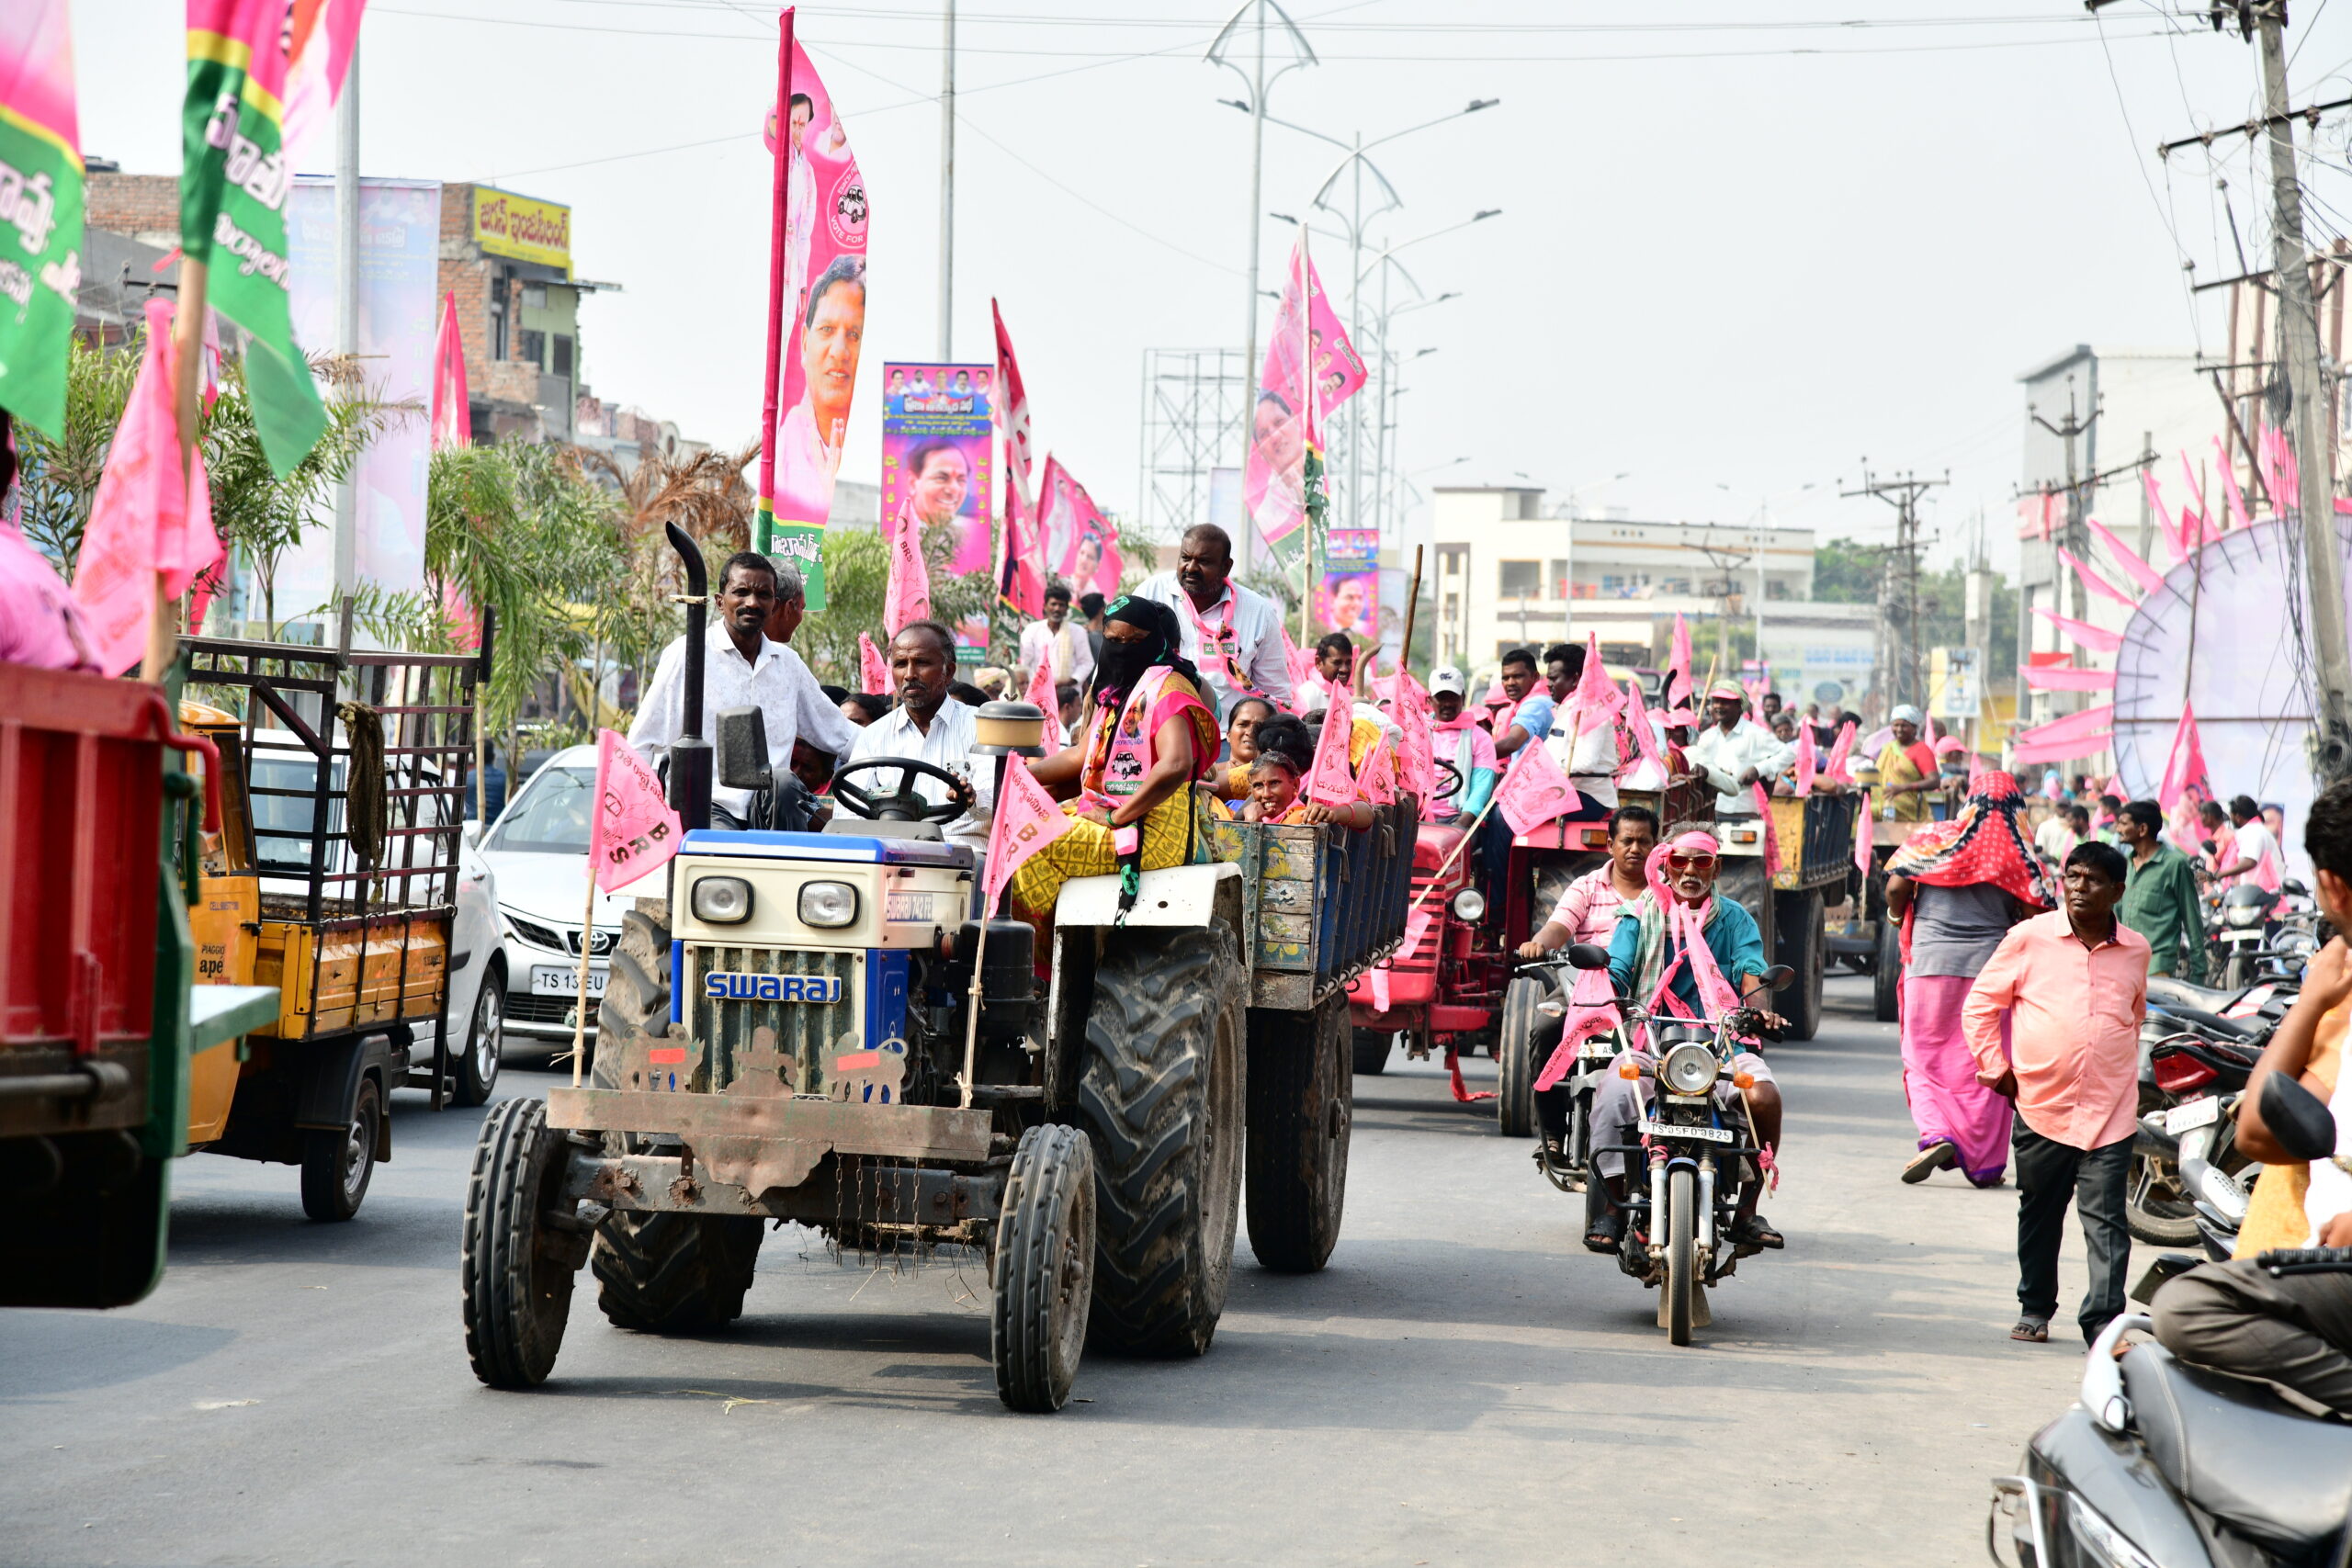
[429,290,469,450]
[991,299,1043,617]
[753,22,865,609]
[183,0,328,477]
[1247,232,1363,571]
[0,2,85,440]
[858,630,889,695]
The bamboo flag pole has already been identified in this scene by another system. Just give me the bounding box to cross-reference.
[570,872,596,1089]
[144,258,210,681]
[1398,544,1424,682]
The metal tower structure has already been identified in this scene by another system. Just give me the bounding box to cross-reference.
[1138,347,1250,546]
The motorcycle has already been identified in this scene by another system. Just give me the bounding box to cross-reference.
[1563,941,1794,1347]
[1513,953,1632,1196]
[2206,877,2322,990]
[2128,1027,2266,1247]
[1990,1072,2352,1568]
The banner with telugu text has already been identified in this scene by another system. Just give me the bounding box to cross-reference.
[0,0,84,440]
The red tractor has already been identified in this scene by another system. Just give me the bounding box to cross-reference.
[1348,774,1713,1124]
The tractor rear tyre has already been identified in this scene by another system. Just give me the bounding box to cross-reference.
[1772,888,1825,1043]
[1351,1029,1391,1076]
[1078,924,1245,1357]
[462,1098,582,1388]
[1246,993,1352,1273]
[1496,976,1544,1138]
[992,1122,1095,1413]
[1873,911,1903,1024]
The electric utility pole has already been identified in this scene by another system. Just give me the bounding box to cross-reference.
[938,0,955,359]
[1843,468,1945,713]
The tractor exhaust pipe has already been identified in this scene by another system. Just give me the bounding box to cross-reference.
[665,522,712,833]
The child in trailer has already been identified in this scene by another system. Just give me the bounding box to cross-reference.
[1239,713,1378,829]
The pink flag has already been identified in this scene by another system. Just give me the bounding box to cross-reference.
[982,754,1074,909]
[281,0,368,164]
[2012,732,2114,767]
[1571,631,1624,734]
[1304,685,1358,807]
[2143,468,2187,565]
[884,511,931,633]
[1751,783,1782,879]
[1619,676,1668,782]
[1495,738,1579,835]
[2180,452,2222,547]
[1357,738,1396,805]
[2058,546,2137,611]
[1674,897,1744,1021]
[2214,436,2251,530]
[1853,789,1874,876]
[1393,669,1436,798]
[2032,607,2123,653]
[2086,516,2166,596]
[1534,959,1624,1091]
[70,300,220,675]
[2156,704,2211,813]
[1668,614,1692,709]
[858,630,890,695]
[429,290,469,451]
[998,478,1046,620]
[1793,727,1818,795]
[1280,624,1318,704]
[2020,663,2117,693]
[1037,456,1118,597]
[1367,965,1390,1013]
[1246,234,1363,553]
[991,298,1035,515]
[1824,719,1857,784]
[1023,655,1057,723]
[1401,903,1435,962]
[590,728,683,893]
[2014,704,2117,749]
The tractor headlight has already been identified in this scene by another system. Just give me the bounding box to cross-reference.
[1661,1042,1718,1096]
[797,880,860,929]
[1453,888,1487,922]
[690,876,752,924]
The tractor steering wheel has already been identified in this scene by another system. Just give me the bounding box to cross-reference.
[830,757,975,825]
[1433,760,1464,802]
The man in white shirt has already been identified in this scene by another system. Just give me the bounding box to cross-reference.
[2218,794,2283,888]
[1684,679,1792,816]
[1016,581,1095,691]
[847,619,993,856]
[630,554,854,824]
[1134,523,1293,719]
[1542,640,1625,809]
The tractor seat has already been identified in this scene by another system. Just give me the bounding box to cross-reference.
[2121,1341,2352,1554]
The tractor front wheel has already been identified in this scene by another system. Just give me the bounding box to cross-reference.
[992,1122,1095,1413]
[461,1098,583,1388]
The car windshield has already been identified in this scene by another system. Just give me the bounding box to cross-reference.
[487,767,595,854]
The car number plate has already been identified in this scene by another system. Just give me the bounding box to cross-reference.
[2165,1096,2222,1135]
[1641,1118,1732,1144]
[531,964,608,998]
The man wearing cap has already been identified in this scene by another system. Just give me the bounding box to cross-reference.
[1425,664,1498,823]
[1875,705,1939,824]
[1684,679,1794,817]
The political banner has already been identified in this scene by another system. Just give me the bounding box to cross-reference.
[755,27,866,609]
[882,359,991,655]
[182,0,328,478]
[0,0,85,440]
[1317,527,1377,640]
[282,175,437,606]
[1035,455,1120,601]
[1246,234,1364,567]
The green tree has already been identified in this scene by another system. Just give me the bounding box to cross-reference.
[11,333,140,578]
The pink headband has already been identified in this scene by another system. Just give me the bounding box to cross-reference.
[1666,831,1721,857]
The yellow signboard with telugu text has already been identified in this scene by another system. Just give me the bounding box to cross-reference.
[472,187,571,275]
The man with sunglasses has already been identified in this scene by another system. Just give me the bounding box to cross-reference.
[1583,828,1788,1254]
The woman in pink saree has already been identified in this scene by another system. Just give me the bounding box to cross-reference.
[1884,771,2057,1187]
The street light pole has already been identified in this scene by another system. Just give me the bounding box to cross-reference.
[938,0,955,359]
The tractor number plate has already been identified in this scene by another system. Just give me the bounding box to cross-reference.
[1642,1119,1732,1144]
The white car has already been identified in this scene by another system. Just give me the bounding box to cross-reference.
[471,745,628,1057]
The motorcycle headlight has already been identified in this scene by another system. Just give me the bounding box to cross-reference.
[1452,888,1486,922]
[1661,1041,1718,1096]
[2065,1493,2163,1568]
[2223,903,2263,928]
[690,875,752,924]
[797,880,859,929]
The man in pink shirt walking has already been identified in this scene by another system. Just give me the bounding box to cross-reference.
[1962,839,2149,1344]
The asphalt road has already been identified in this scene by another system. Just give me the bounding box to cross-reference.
[2,974,2117,1567]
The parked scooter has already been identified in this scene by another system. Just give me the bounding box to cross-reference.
[2129,1029,2265,1247]
[1989,1072,2352,1568]
[1562,942,1794,1347]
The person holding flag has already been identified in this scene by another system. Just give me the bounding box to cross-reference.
[1010,596,1221,924]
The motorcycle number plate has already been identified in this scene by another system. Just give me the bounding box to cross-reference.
[1641,1118,1732,1144]
[1581,1041,1619,1060]
[2165,1096,2222,1135]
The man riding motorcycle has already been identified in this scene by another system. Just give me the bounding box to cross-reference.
[1582,826,1788,1254]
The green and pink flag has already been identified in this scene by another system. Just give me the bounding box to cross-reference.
[0,0,85,440]
[183,0,328,477]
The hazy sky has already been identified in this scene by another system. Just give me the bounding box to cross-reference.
[72,1,2352,576]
